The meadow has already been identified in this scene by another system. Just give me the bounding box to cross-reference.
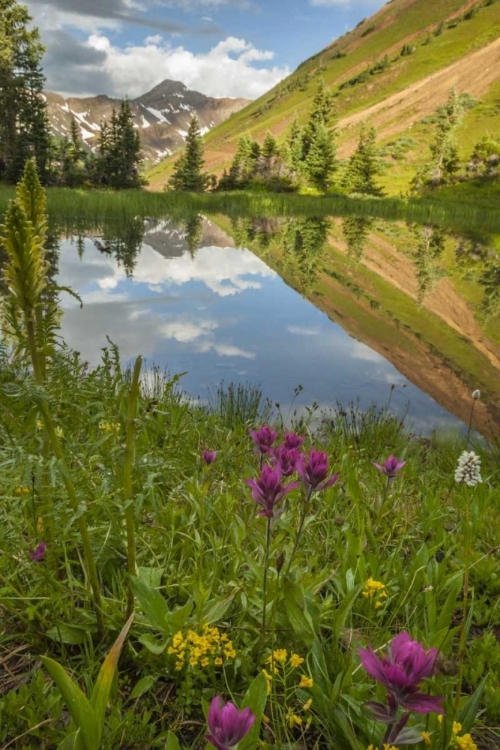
[0,163,500,750]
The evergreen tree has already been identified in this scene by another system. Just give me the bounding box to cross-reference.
[0,0,52,182]
[285,117,303,176]
[342,126,383,196]
[169,115,206,192]
[114,99,142,188]
[262,132,278,159]
[411,89,464,192]
[301,81,337,190]
[304,123,336,191]
[342,216,373,260]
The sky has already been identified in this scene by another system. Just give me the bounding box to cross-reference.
[24,0,385,100]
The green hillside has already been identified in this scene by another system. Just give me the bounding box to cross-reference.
[147,0,500,193]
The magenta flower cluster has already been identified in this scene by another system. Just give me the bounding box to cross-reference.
[205,696,255,750]
[246,425,338,518]
[360,632,443,744]
[373,454,406,480]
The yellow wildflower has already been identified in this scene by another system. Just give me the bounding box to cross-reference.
[290,653,304,668]
[453,722,463,735]
[272,649,288,664]
[303,699,313,712]
[421,731,432,747]
[454,734,477,750]
[201,657,209,668]
[174,661,183,671]
[14,486,30,495]
[382,745,399,750]
[214,657,223,666]
[299,675,313,689]
[362,577,387,598]
[374,600,384,610]
[99,421,120,434]
[287,711,302,728]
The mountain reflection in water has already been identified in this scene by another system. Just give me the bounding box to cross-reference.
[52,213,500,437]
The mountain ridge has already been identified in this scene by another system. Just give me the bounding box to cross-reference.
[45,79,249,165]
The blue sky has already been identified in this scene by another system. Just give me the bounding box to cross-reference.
[25,0,385,99]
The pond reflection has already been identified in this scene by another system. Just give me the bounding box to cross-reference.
[52,212,500,437]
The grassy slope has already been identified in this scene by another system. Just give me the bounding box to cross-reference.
[147,0,500,193]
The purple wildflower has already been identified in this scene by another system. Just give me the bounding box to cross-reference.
[249,424,278,455]
[359,632,443,716]
[29,541,46,562]
[373,455,406,480]
[283,431,305,450]
[271,444,301,477]
[202,450,218,465]
[246,465,298,518]
[205,696,255,750]
[297,448,338,494]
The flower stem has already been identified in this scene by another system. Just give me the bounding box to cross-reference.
[465,400,476,449]
[124,356,142,619]
[262,516,272,634]
[283,486,312,579]
[454,491,471,711]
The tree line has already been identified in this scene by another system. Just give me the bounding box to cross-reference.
[0,0,143,188]
[170,84,499,197]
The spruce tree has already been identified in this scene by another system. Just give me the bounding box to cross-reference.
[342,126,383,196]
[301,81,337,191]
[285,117,303,176]
[0,0,52,182]
[169,115,206,192]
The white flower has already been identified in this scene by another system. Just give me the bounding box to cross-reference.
[472,390,481,400]
[454,450,482,487]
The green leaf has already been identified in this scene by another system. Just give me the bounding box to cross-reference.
[458,677,486,733]
[46,624,90,645]
[91,613,134,735]
[131,577,171,634]
[41,657,99,750]
[436,579,462,632]
[282,577,317,647]
[138,566,164,588]
[57,729,85,750]
[165,730,182,750]
[332,583,363,641]
[129,675,156,701]
[138,633,168,654]
[201,593,235,625]
[241,671,268,749]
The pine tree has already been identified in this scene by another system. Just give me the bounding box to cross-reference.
[411,89,464,193]
[114,99,142,188]
[0,0,52,182]
[301,81,337,191]
[285,117,303,175]
[169,115,206,192]
[342,126,383,196]
[262,132,278,159]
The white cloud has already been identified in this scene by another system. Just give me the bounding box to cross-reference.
[287,325,320,336]
[82,34,289,98]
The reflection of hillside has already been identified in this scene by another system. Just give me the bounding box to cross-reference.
[225,216,500,438]
[143,217,235,259]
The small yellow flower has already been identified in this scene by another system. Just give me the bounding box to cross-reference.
[453,722,463,736]
[454,734,477,750]
[302,699,313,712]
[214,657,223,666]
[438,715,443,724]
[287,711,302,728]
[262,669,273,682]
[174,661,183,670]
[14,486,30,495]
[382,745,399,750]
[421,731,432,747]
[290,653,304,668]
[272,649,288,664]
[201,657,209,667]
[299,675,313,689]
[374,600,383,610]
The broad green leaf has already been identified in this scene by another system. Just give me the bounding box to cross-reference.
[165,730,182,750]
[129,675,156,700]
[131,576,171,634]
[138,566,164,588]
[458,678,486,733]
[201,593,235,625]
[91,613,134,734]
[436,579,462,632]
[241,671,268,749]
[165,599,193,633]
[57,729,85,750]
[138,633,168,654]
[41,657,99,750]
[46,624,89,645]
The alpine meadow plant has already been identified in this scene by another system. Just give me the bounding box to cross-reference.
[360,632,443,746]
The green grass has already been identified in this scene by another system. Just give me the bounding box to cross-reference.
[2,185,500,233]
